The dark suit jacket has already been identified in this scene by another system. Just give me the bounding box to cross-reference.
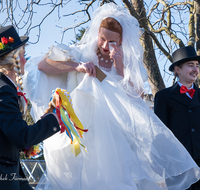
[0,72,60,190]
[154,82,200,160]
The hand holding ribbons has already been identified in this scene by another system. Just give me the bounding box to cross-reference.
[46,88,88,157]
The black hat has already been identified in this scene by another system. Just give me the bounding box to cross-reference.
[169,46,200,71]
[0,25,29,57]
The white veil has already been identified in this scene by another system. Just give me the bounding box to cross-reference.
[73,3,146,97]
[34,3,200,190]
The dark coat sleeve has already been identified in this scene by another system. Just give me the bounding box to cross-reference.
[0,85,60,149]
[154,90,170,128]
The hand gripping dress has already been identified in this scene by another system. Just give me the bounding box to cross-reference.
[23,3,200,190]
[23,43,200,190]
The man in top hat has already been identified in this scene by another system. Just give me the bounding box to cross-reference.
[0,25,60,190]
[154,46,200,190]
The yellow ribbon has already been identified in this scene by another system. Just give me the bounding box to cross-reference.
[72,138,81,157]
[55,88,88,156]
[60,108,81,144]
[56,88,84,136]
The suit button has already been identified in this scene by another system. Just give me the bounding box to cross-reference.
[53,127,57,132]
[191,128,195,132]
[189,110,192,113]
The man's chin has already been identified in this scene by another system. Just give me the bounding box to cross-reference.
[189,78,197,83]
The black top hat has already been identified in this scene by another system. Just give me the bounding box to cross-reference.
[0,25,29,58]
[169,46,200,71]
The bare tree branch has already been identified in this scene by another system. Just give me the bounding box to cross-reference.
[147,30,173,62]
[122,0,139,20]
[61,0,96,42]
[1,0,199,90]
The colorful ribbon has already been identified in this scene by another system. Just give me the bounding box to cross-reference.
[52,88,88,156]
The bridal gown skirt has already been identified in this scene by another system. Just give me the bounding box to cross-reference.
[35,73,200,190]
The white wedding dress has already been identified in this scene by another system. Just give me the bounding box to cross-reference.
[23,44,200,190]
[23,4,200,189]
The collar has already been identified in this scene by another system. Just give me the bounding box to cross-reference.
[178,81,193,90]
[0,72,17,93]
[4,75,17,88]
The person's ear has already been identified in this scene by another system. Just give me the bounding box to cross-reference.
[174,65,180,76]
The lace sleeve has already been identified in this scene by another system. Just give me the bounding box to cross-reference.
[47,44,79,63]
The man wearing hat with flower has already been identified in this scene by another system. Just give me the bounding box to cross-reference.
[0,25,60,190]
[154,46,200,190]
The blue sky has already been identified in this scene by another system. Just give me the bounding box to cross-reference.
[0,0,185,89]
[24,1,123,57]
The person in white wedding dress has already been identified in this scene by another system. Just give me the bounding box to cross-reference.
[23,3,200,190]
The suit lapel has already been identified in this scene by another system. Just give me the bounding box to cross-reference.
[0,72,17,93]
[170,82,191,107]
[188,84,200,109]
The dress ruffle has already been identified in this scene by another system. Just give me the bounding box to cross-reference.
[35,72,200,190]
[23,43,200,190]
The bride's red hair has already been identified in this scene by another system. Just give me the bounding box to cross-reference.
[99,17,122,37]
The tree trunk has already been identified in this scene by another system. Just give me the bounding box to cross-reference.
[195,0,200,54]
[195,0,200,86]
[140,33,166,96]
[129,0,166,96]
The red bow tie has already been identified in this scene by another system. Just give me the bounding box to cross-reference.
[180,85,195,98]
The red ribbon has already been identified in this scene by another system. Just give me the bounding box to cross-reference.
[180,85,195,98]
[55,91,73,143]
[61,104,88,138]
[74,125,89,133]
[68,114,88,132]
[17,92,28,104]
[55,91,65,133]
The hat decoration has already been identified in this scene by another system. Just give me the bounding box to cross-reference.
[0,37,14,51]
[51,88,88,157]
[0,25,28,57]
